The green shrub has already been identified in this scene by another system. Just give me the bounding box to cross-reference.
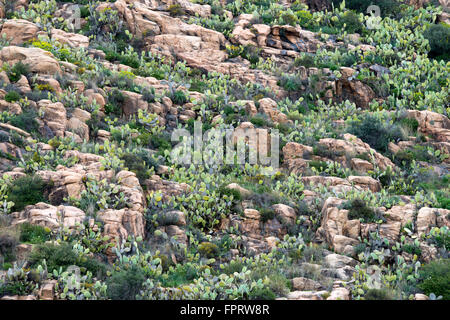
[19,223,51,244]
[424,23,450,61]
[242,45,261,66]
[29,243,106,276]
[120,153,151,182]
[402,243,422,256]
[8,175,51,212]
[106,266,146,300]
[340,11,363,34]
[259,207,275,223]
[150,132,172,151]
[294,54,315,68]
[249,286,276,300]
[341,199,384,223]
[218,185,243,201]
[168,4,186,17]
[0,232,18,263]
[105,89,125,116]
[436,191,450,210]
[278,74,303,92]
[171,90,188,105]
[198,242,219,258]
[8,109,40,134]
[7,62,30,83]
[29,243,78,272]
[158,263,198,287]
[142,87,156,103]
[398,117,419,134]
[333,0,402,17]
[393,149,414,167]
[280,11,299,26]
[364,288,395,300]
[249,115,270,127]
[4,91,21,103]
[418,259,450,300]
[0,279,34,297]
[308,160,328,172]
[348,115,405,153]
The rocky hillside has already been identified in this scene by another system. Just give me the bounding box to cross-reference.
[0,0,449,300]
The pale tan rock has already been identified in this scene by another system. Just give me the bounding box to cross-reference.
[37,100,67,137]
[39,280,57,300]
[292,277,322,291]
[287,291,327,300]
[97,208,145,242]
[414,293,429,300]
[351,158,374,172]
[343,219,360,239]
[0,46,62,75]
[332,235,359,254]
[11,203,85,230]
[271,204,296,224]
[327,287,350,300]
[379,221,402,241]
[226,183,251,198]
[244,209,260,220]
[84,89,106,108]
[15,75,31,93]
[67,117,89,141]
[416,207,437,236]
[325,253,357,269]
[165,224,187,245]
[282,142,313,160]
[51,28,89,48]
[384,204,415,227]
[71,108,91,122]
[121,90,148,118]
[258,98,289,124]
[35,75,62,94]
[348,176,381,192]
[0,19,39,45]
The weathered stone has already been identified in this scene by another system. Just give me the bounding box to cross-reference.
[0,46,62,75]
[0,19,39,45]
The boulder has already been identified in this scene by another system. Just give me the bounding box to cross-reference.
[324,253,357,269]
[0,19,39,45]
[0,46,62,75]
[11,203,85,230]
[51,29,89,48]
[291,277,322,291]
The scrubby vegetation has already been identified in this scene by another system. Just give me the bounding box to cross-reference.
[0,0,449,302]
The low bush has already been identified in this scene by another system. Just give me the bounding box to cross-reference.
[364,288,396,300]
[0,232,18,263]
[106,266,146,300]
[8,175,51,212]
[259,207,275,223]
[341,199,384,223]
[120,153,151,182]
[340,11,363,34]
[249,286,276,300]
[168,4,186,17]
[198,242,219,258]
[5,91,21,103]
[424,23,450,61]
[8,109,40,134]
[170,90,188,105]
[7,62,30,83]
[347,115,405,153]
[332,0,402,17]
[418,259,450,300]
[29,243,106,276]
[19,223,51,244]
